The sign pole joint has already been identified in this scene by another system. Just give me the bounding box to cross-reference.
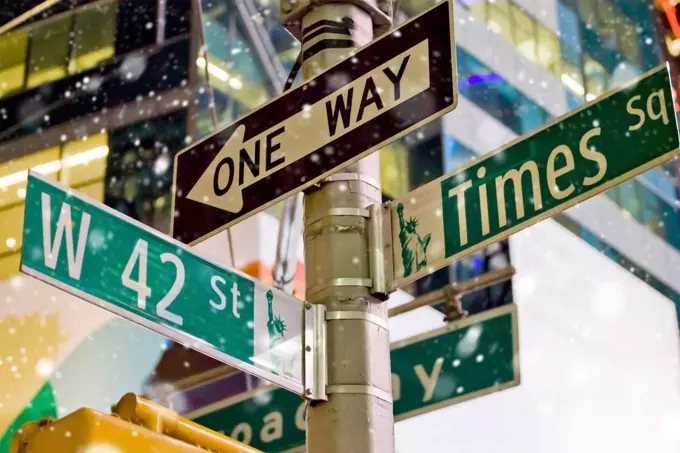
[442,286,468,323]
[280,0,393,42]
[368,202,393,298]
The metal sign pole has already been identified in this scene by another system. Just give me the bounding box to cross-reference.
[281,1,395,451]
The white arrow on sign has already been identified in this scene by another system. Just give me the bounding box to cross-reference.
[187,40,430,213]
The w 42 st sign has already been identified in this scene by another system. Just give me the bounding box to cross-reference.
[171,0,458,245]
[20,173,312,396]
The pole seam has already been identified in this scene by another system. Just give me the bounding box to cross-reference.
[326,384,393,403]
[326,310,389,329]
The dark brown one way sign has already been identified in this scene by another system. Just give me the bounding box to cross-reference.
[171,0,457,244]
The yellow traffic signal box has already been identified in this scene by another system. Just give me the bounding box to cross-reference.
[10,393,262,453]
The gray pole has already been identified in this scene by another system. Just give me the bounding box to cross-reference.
[281,1,395,451]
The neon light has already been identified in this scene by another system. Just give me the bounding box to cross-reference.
[468,74,504,85]
[458,73,504,90]
[661,0,680,39]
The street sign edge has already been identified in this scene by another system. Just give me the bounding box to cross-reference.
[388,302,516,350]
[395,379,520,422]
[668,60,680,137]
[20,172,306,396]
[169,364,238,394]
[20,263,306,396]
[171,0,458,246]
[393,303,520,422]
[391,63,679,288]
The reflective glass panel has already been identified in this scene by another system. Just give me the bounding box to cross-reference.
[60,133,109,187]
[0,29,28,98]
[511,5,537,63]
[488,0,513,42]
[69,2,117,73]
[537,24,560,74]
[27,16,71,88]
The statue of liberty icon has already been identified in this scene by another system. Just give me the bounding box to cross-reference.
[266,290,286,349]
[266,290,294,377]
[397,203,431,277]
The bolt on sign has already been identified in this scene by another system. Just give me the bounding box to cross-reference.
[19,173,315,396]
[185,304,519,453]
[171,0,458,245]
[388,64,680,289]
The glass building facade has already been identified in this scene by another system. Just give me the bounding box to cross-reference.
[1,0,678,311]
[452,0,680,258]
[0,0,191,279]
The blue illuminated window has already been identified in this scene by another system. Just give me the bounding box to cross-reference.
[456,47,550,135]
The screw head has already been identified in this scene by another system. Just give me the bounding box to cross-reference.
[306,345,312,352]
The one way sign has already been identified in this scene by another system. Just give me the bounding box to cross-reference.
[172,0,457,244]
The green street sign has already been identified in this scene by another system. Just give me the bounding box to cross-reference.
[389,64,680,288]
[186,304,519,453]
[20,173,311,396]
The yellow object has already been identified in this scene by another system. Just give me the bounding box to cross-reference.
[10,394,262,453]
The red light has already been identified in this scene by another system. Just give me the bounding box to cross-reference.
[662,0,680,39]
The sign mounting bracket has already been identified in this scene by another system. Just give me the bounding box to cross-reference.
[304,303,328,401]
[368,202,394,297]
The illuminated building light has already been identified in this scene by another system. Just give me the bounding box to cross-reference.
[196,57,230,82]
[672,86,680,112]
[35,358,54,377]
[487,19,501,34]
[64,145,109,166]
[0,145,109,188]
[665,34,680,56]
[458,73,503,90]
[561,73,585,96]
[228,78,243,90]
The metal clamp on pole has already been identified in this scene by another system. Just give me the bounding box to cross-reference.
[324,309,392,403]
[442,285,469,322]
[326,384,393,404]
[304,207,370,228]
[306,278,374,298]
[368,202,393,299]
[326,310,389,330]
[304,303,328,401]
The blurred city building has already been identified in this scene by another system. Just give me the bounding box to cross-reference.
[1,0,680,449]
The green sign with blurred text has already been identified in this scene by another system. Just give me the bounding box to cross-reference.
[188,304,519,453]
[390,64,680,288]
